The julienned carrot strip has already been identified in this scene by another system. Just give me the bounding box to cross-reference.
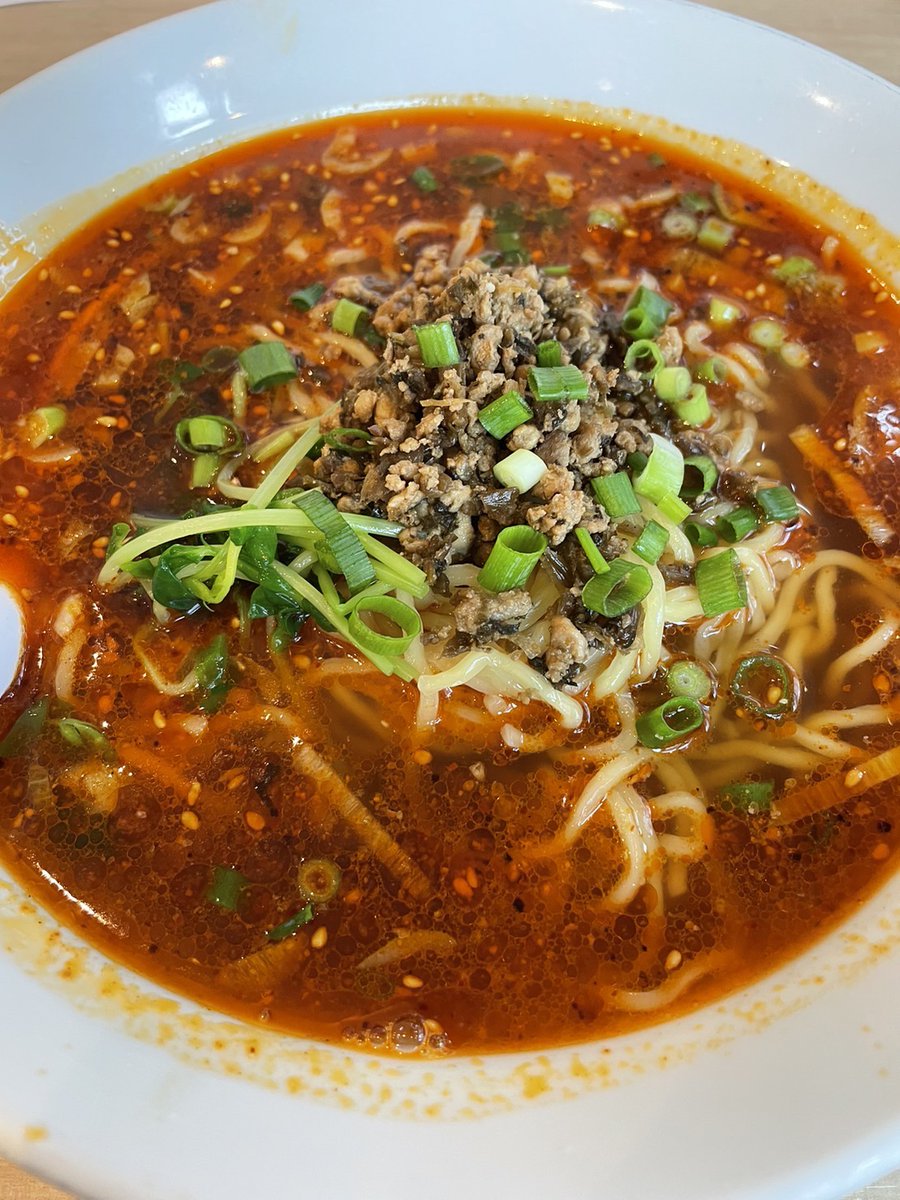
[790,424,893,547]
[45,278,123,397]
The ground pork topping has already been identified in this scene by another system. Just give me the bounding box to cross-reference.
[312,251,712,681]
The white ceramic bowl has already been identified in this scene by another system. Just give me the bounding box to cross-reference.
[1,2,899,1198]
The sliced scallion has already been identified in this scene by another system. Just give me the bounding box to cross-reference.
[410,166,438,192]
[680,455,718,499]
[716,506,760,543]
[636,696,705,749]
[493,448,547,492]
[587,207,623,231]
[695,548,748,616]
[622,286,674,341]
[633,433,684,504]
[666,660,712,702]
[697,216,735,254]
[748,318,785,350]
[632,519,669,563]
[206,866,247,911]
[175,415,243,455]
[709,297,742,327]
[657,493,692,524]
[0,699,49,758]
[695,357,728,384]
[673,383,711,427]
[756,485,799,523]
[582,559,652,618]
[478,392,533,439]
[623,339,665,378]
[542,264,571,277]
[348,595,423,656]
[238,341,297,390]
[592,472,641,518]
[684,520,717,548]
[478,525,548,593]
[332,298,367,336]
[719,779,774,815]
[267,904,314,942]
[661,210,699,240]
[415,322,459,368]
[730,653,799,721]
[24,405,67,449]
[654,365,692,403]
[297,858,342,904]
[289,283,325,312]
[575,527,609,575]
[536,340,563,368]
[292,490,375,594]
[527,364,588,404]
[773,256,816,285]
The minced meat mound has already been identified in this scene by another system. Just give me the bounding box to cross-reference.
[313,250,708,686]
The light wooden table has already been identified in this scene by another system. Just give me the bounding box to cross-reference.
[0,1,898,1197]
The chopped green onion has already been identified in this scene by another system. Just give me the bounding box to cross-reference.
[237,342,297,390]
[575,527,609,575]
[647,152,666,168]
[199,346,239,374]
[622,286,674,341]
[230,366,248,421]
[627,451,648,474]
[657,493,691,524]
[323,427,372,455]
[719,779,774,815]
[292,490,375,594]
[592,471,641,518]
[716,506,760,543]
[415,322,459,368]
[191,454,220,489]
[636,697,705,749]
[542,264,571,277]
[56,718,114,761]
[587,207,623,231]
[206,866,247,911]
[695,548,748,616]
[0,699,49,758]
[680,455,718,499]
[582,558,652,617]
[654,365,692,403]
[773,256,817,285]
[661,210,698,240]
[451,154,505,180]
[289,283,325,312]
[748,318,785,350]
[633,433,684,504]
[332,298,367,336]
[348,595,423,656]
[666,660,712,702]
[673,383,711,427]
[684,520,717,548]
[756,485,800,523]
[709,297,742,327]
[527,364,588,404]
[478,391,533,439]
[697,216,735,253]
[632,519,669,563]
[623,339,665,378]
[730,653,799,721]
[478,525,548,593]
[781,341,811,369]
[493,448,547,492]
[410,166,438,192]
[23,405,67,449]
[536,339,563,368]
[267,904,314,942]
[680,191,714,215]
[695,357,728,384]
[175,415,243,455]
[297,858,342,904]
[496,227,528,264]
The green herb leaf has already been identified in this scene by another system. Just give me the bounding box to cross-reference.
[0,699,49,758]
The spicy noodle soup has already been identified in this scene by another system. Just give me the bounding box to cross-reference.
[1,108,899,1056]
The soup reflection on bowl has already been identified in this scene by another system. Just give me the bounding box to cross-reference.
[1,104,899,1060]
